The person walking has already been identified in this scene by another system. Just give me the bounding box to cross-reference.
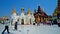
[2,19,10,34]
[14,22,18,30]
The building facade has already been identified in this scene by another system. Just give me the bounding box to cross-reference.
[11,5,50,25]
[11,7,35,25]
[34,5,49,24]
[53,0,60,19]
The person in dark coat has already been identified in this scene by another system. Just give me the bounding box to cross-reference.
[15,22,18,30]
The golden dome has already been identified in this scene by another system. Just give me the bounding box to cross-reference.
[27,7,31,14]
[12,8,16,14]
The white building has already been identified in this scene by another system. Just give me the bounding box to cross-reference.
[11,7,35,25]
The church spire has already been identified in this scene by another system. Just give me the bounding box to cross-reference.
[37,4,41,13]
[53,0,60,16]
[12,7,16,15]
[21,7,24,13]
[57,0,60,11]
[27,7,31,14]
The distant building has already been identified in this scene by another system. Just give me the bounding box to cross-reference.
[11,5,51,25]
[53,0,60,19]
[11,7,35,25]
[34,5,49,23]
[0,16,8,20]
[0,16,9,23]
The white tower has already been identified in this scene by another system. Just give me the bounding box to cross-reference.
[26,8,32,25]
[20,7,26,24]
[11,8,18,24]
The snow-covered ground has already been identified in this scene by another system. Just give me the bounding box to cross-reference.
[0,24,60,34]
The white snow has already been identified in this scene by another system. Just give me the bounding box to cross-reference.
[0,24,60,34]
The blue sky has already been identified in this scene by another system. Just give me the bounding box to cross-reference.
[0,0,57,17]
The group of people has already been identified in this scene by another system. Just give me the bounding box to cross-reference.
[2,19,18,34]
